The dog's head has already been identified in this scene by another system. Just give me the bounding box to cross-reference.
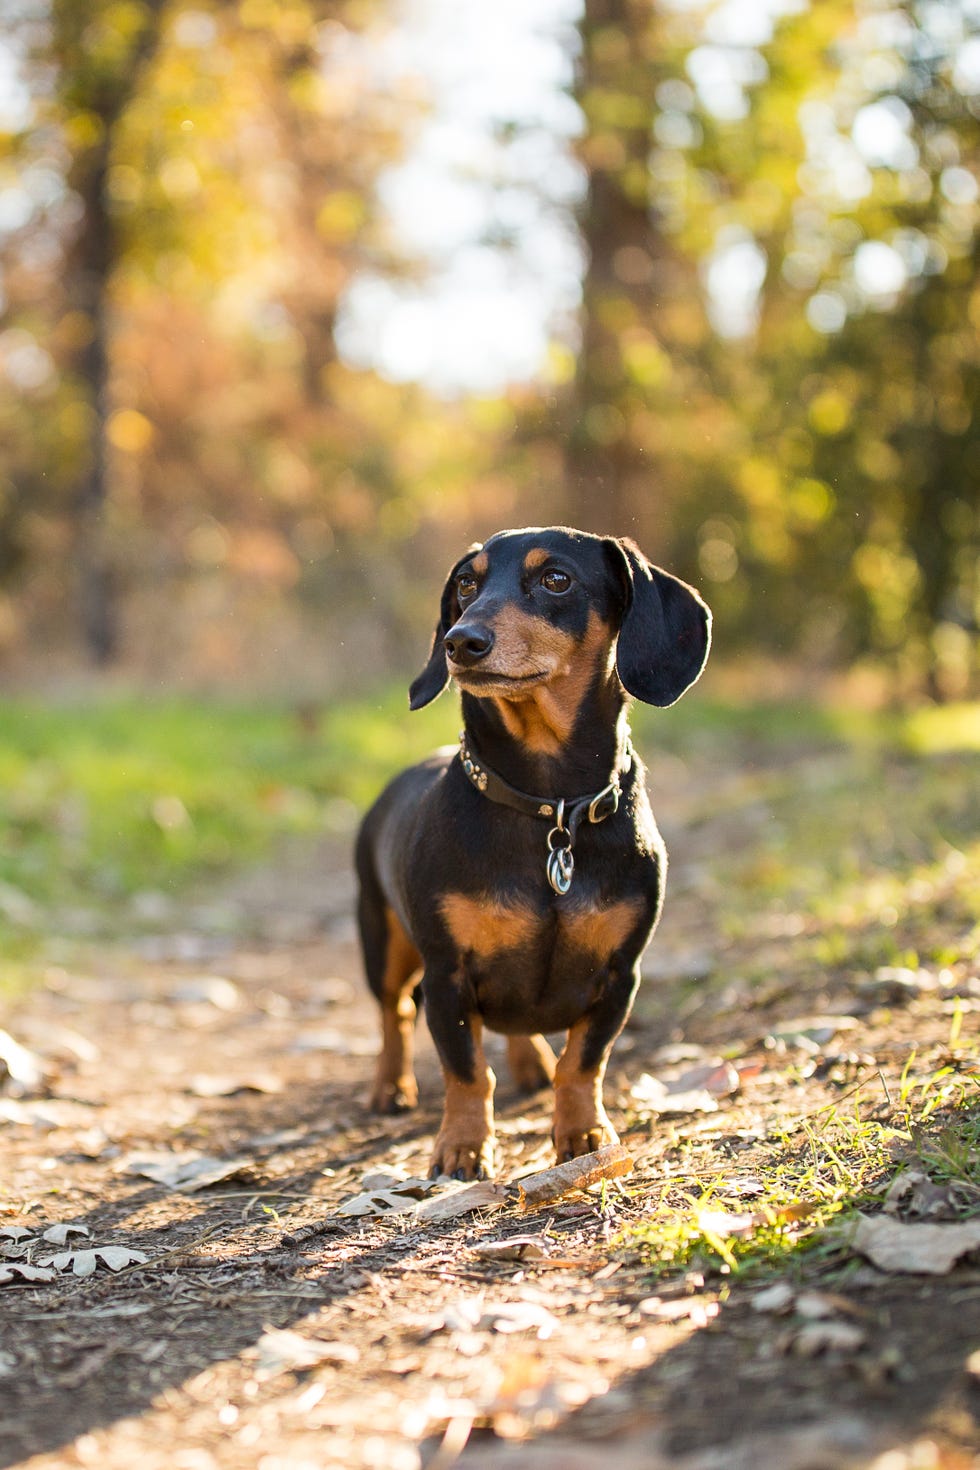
[409,526,711,712]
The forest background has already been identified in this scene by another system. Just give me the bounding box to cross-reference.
[0,0,977,703]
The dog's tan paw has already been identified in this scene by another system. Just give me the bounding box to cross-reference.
[429,1128,495,1181]
[553,1091,618,1162]
[369,1075,419,1114]
[507,1034,557,1094]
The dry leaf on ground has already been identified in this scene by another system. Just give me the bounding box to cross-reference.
[469,1235,550,1262]
[40,1246,150,1276]
[0,1262,57,1285]
[116,1152,255,1191]
[186,1073,283,1098]
[883,1168,978,1221]
[850,1213,980,1274]
[766,1016,859,1054]
[630,1074,717,1115]
[0,1029,46,1093]
[413,1180,508,1223]
[751,1282,796,1314]
[336,1175,439,1218]
[791,1321,867,1355]
[42,1223,92,1245]
[252,1327,360,1378]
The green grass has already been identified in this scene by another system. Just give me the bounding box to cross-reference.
[0,689,458,972]
[623,1066,980,1283]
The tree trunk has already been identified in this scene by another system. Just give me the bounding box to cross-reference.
[59,0,166,664]
[563,0,666,537]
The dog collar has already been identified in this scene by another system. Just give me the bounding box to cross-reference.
[458,731,634,895]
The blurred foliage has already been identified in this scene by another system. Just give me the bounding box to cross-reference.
[0,0,976,695]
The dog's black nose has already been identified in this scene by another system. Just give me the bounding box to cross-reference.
[444,624,494,667]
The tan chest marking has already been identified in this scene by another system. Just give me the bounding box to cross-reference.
[561,898,643,959]
[441,892,539,958]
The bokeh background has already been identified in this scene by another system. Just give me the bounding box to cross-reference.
[0,0,977,701]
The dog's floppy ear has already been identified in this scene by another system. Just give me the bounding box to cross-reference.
[408,544,483,710]
[604,537,711,707]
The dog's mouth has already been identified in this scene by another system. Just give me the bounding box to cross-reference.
[450,666,551,694]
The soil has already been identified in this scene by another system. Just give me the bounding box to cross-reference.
[2,746,978,1470]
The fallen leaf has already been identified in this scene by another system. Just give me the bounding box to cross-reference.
[883,1168,975,1221]
[360,1168,414,1190]
[480,1301,560,1338]
[775,1200,821,1224]
[470,1235,550,1262]
[253,1327,360,1378]
[96,1246,150,1271]
[42,1223,92,1245]
[673,1061,740,1098]
[0,1226,33,1244]
[186,1074,283,1098]
[41,1246,149,1276]
[639,1296,719,1326]
[117,1152,254,1191]
[766,1016,859,1053]
[336,1177,435,1218]
[850,1213,980,1275]
[697,1208,760,1237]
[630,1074,718,1116]
[751,1281,795,1314]
[15,1020,99,1064]
[337,1171,508,1222]
[0,1098,87,1128]
[0,1029,46,1093]
[792,1321,866,1356]
[171,976,241,1010]
[0,1262,56,1285]
[413,1180,508,1223]
[721,1177,765,1198]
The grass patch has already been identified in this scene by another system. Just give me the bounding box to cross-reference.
[623,1060,980,1285]
[0,690,457,969]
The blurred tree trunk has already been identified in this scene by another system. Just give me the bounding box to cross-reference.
[563,0,666,537]
[58,0,166,664]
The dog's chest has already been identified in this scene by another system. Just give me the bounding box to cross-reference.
[438,881,652,1033]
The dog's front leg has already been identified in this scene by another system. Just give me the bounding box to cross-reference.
[423,972,495,1179]
[553,962,641,1161]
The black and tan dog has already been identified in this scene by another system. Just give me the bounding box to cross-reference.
[355,526,710,1179]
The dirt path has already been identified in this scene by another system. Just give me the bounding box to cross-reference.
[2,746,979,1470]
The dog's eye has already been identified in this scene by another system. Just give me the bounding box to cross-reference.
[540,569,572,594]
[455,573,478,602]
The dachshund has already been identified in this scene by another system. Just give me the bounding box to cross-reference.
[355,526,710,1179]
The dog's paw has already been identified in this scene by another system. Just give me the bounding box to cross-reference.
[429,1130,495,1181]
[507,1034,557,1095]
[553,1091,618,1162]
[368,1076,419,1114]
